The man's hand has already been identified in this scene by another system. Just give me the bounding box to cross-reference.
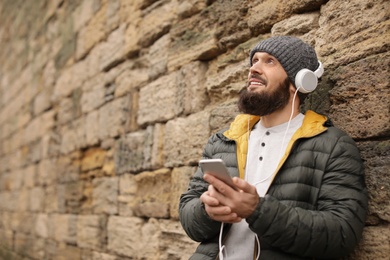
[200,173,259,221]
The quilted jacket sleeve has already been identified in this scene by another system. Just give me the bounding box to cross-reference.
[246,129,368,258]
[179,135,222,242]
[179,130,238,243]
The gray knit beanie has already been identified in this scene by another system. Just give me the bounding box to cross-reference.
[249,36,319,85]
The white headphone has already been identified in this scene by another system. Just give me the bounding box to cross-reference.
[295,61,324,93]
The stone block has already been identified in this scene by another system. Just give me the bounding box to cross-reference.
[170,167,196,220]
[49,214,77,244]
[206,59,247,103]
[37,158,57,186]
[14,233,34,258]
[358,140,390,223]
[92,176,118,215]
[100,24,126,71]
[91,252,117,260]
[11,212,35,234]
[73,0,98,31]
[137,1,177,48]
[329,52,390,139]
[24,110,55,144]
[0,228,13,248]
[157,219,198,260]
[164,111,211,167]
[115,125,164,174]
[106,0,121,32]
[52,244,82,260]
[85,110,100,146]
[81,75,106,114]
[99,96,128,139]
[33,88,52,116]
[35,213,49,238]
[76,3,107,60]
[248,0,323,35]
[177,0,206,19]
[148,34,170,79]
[317,0,389,67]
[81,148,106,172]
[118,173,137,216]
[52,67,74,102]
[60,118,86,154]
[177,61,209,115]
[209,100,240,134]
[107,216,161,258]
[77,215,106,249]
[133,168,171,218]
[139,60,208,126]
[349,225,390,260]
[23,164,37,188]
[168,19,219,71]
[271,12,320,36]
[44,185,66,213]
[17,188,30,211]
[30,186,45,212]
[137,72,181,126]
[56,153,81,183]
[114,63,148,97]
[7,169,23,191]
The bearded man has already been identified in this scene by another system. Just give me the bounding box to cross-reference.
[179,36,368,259]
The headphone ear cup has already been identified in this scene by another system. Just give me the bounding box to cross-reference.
[295,69,318,93]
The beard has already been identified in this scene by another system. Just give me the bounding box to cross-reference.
[238,77,291,116]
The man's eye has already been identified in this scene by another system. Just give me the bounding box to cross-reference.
[252,59,258,64]
[267,58,274,64]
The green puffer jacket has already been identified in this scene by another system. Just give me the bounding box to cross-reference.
[179,111,368,259]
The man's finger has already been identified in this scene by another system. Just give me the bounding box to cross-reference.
[204,173,235,194]
[233,177,257,194]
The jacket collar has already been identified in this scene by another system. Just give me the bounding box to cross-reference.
[223,110,328,141]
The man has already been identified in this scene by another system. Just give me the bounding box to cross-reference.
[179,36,368,259]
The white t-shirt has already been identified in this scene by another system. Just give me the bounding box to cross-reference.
[222,113,304,259]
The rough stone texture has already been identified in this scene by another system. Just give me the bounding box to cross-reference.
[0,0,389,259]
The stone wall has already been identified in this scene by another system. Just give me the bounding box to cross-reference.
[0,0,389,259]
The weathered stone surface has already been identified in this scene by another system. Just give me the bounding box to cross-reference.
[164,111,211,167]
[92,177,118,215]
[30,187,45,212]
[133,168,171,218]
[77,215,106,249]
[271,12,320,36]
[81,148,106,172]
[60,118,86,154]
[248,0,325,35]
[209,100,240,134]
[100,24,126,71]
[118,173,137,216]
[35,213,49,238]
[0,0,389,259]
[317,0,389,67]
[358,140,390,223]
[170,166,196,220]
[76,1,107,60]
[49,214,77,244]
[99,96,128,139]
[37,158,57,186]
[80,76,106,114]
[349,225,390,260]
[137,72,180,125]
[148,34,170,79]
[157,220,198,260]
[107,216,145,256]
[329,52,390,138]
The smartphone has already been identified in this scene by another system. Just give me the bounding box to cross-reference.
[199,159,237,190]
